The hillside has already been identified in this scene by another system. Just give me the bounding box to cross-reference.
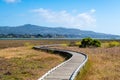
[0,24,120,39]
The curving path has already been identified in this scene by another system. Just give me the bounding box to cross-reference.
[33,45,88,80]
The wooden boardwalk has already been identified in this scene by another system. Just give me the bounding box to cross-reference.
[34,45,88,80]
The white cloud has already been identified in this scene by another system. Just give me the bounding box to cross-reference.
[4,0,21,3]
[90,9,96,13]
[32,8,96,28]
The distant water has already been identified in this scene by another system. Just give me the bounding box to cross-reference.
[0,38,120,40]
[0,38,82,40]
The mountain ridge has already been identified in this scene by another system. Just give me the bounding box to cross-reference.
[0,24,120,39]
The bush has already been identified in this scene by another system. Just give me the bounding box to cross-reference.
[92,39,101,47]
[79,37,101,48]
[80,37,93,48]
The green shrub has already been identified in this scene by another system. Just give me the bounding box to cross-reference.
[79,37,101,48]
[80,37,93,48]
[92,39,101,47]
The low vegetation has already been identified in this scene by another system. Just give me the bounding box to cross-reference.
[68,41,81,46]
[75,60,92,80]
[68,38,101,48]
[76,47,120,80]
[51,45,120,80]
[0,40,73,49]
[79,37,101,48]
[108,41,120,47]
[0,39,119,80]
[0,47,64,80]
[102,41,120,48]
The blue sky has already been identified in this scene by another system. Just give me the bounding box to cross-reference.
[0,0,120,35]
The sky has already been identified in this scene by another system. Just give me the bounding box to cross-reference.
[0,0,120,35]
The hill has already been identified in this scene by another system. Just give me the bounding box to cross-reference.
[0,24,120,39]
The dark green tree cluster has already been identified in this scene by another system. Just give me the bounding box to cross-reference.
[79,37,101,48]
[0,34,65,38]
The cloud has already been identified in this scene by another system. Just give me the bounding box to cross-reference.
[90,9,96,13]
[32,8,96,28]
[4,0,21,3]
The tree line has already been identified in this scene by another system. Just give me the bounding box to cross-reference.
[0,34,65,38]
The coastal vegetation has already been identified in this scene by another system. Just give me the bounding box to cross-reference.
[51,40,120,80]
[79,37,101,48]
[0,40,65,80]
[0,39,120,80]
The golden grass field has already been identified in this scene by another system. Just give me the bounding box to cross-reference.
[0,46,64,80]
[0,40,120,80]
[51,46,120,80]
[0,40,75,49]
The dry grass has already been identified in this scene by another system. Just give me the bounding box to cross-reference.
[0,40,119,80]
[0,47,64,80]
[0,40,75,49]
[0,39,76,80]
[51,46,120,80]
